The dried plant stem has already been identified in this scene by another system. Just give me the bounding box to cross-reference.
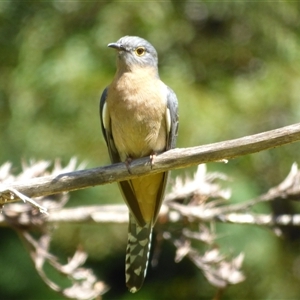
[2,204,300,228]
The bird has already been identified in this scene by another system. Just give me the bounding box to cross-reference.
[99,36,179,293]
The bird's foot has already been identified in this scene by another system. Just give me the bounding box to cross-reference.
[125,157,133,174]
[149,152,157,169]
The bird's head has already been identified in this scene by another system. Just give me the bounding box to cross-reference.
[108,36,158,71]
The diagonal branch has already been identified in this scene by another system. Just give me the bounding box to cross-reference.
[1,122,300,202]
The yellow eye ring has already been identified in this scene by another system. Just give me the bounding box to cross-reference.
[135,47,146,56]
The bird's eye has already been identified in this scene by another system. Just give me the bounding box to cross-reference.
[135,47,146,56]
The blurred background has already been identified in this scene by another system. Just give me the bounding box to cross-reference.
[1,1,300,299]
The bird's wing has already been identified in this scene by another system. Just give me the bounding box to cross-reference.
[99,88,146,226]
[99,87,119,161]
[152,86,179,223]
[166,86,179,150]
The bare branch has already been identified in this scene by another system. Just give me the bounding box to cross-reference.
[2,163,300,229]
[1,122,300,202]
[2,204,300,227]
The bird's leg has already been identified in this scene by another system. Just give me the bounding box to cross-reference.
[125,156,133,174]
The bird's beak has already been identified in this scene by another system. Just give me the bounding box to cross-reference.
[107,42,125,51]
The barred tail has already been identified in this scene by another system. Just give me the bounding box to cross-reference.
[125,214,153,293]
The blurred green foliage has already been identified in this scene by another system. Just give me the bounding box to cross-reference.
[1,1,300,299]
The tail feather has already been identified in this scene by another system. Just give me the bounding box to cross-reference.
[125,214,153,293]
